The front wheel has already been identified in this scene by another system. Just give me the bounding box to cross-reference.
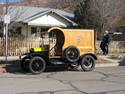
[80,55,95,72]
[29,56,46,74]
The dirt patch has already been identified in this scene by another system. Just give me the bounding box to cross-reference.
[109,54,125,60]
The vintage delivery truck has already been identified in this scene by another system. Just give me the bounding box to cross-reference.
[20,27,97,74]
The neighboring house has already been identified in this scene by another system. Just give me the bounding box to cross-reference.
[1,6,77,37]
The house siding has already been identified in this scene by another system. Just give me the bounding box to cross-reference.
[28,13,71,27]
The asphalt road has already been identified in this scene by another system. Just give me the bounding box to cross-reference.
[0,66,125,94]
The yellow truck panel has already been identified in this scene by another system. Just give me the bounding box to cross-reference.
[48,27,95,56]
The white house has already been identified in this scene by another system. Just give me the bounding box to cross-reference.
[3,6,77,37]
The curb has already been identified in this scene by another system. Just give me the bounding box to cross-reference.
[0,63,121,73]
[0,68,7,73]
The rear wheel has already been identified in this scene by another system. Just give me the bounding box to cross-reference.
[80,55,95,71]
[64,46,80,62]
[29,56,46,74]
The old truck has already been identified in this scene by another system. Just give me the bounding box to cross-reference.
[20,27,97,74]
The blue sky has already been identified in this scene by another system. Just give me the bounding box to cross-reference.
[0,0,22,4]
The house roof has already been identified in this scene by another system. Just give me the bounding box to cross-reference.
[3,6,77,26]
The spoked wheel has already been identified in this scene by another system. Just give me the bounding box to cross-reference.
[80,55,95,72]
[21,57,30,72]
[64,46,80,62]
[29,56,46,74]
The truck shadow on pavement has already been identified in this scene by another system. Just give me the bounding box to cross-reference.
[1,60,78,74]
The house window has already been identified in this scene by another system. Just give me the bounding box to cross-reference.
[31,27,37,34]
[40,28,49,38]
[41,28,49,33]
[16,27,22,35]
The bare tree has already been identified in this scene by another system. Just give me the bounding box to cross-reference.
[70,0,125,39]
[47,0,82,12]
[92,0,125,32]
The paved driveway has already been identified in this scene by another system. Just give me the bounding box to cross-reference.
[0,66,125,94]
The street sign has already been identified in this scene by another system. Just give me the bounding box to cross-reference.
[4,15,10,24]
[4,15,10,64]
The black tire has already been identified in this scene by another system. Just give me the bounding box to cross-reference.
[80,55,95,72]
[21,57,30,72]
[64,46,80,62]
[29,56,46,74]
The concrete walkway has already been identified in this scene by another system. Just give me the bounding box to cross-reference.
[98,55,121,63]
[0,56,19,61]
[96,55,122,67]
